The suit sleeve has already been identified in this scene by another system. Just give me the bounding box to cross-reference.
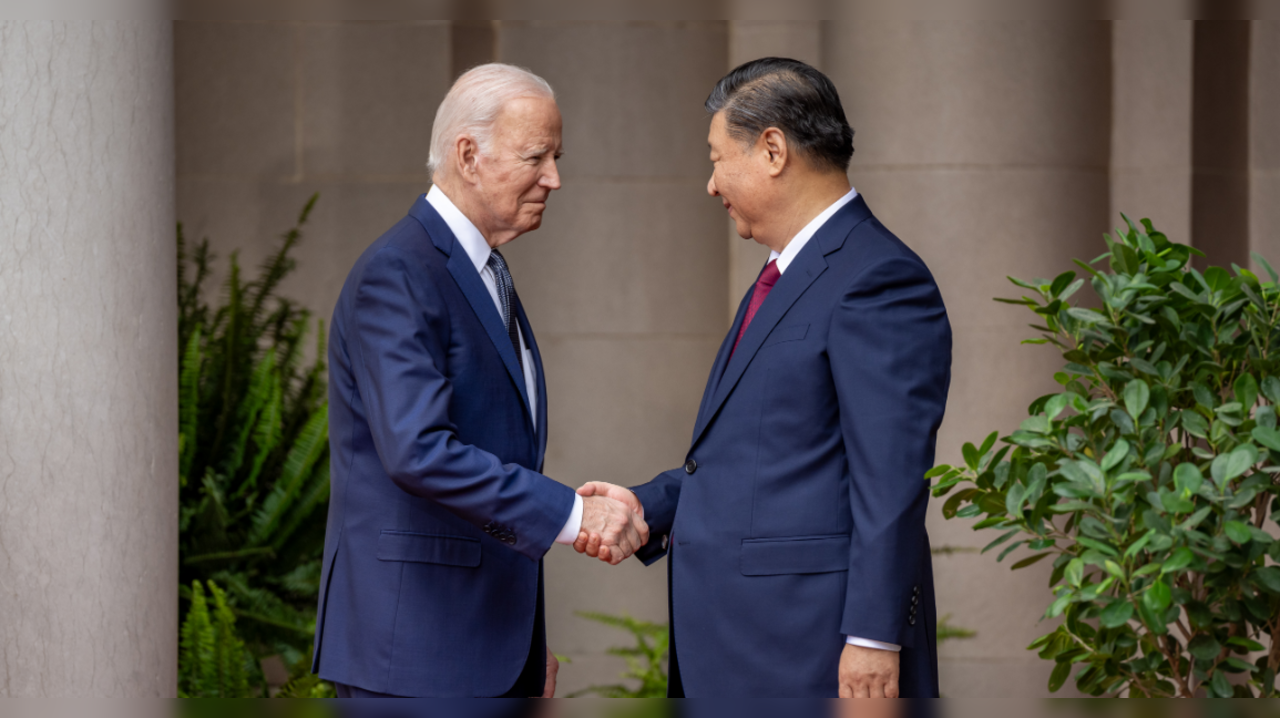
[829,255,951,646]
[349,248,576,562]
[630,468,684,565]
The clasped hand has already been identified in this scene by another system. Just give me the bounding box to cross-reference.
[573,481,648,565]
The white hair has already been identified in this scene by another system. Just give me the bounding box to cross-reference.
[427,63,556,177]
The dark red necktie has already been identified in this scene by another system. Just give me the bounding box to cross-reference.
[732,259,781,356]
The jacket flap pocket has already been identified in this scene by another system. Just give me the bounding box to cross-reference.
[763,323,809,346]
[741,534,849,576]
[377,531,481,567]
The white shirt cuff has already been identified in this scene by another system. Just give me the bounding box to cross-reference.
[554,494,584,545]
[846,636,901,652]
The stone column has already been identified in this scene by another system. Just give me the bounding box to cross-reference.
[824,19,1111,696]
[1111,21,1194,243]
[0,22,177,696]
[1251,22,1280,264]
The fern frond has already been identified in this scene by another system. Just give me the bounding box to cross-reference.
[270,458,329,553]
[242,369,282,495]
[268,559,322,598]
[225,351,276,488]
[249,406,327,547]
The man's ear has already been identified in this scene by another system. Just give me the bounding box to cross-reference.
[455,135,481,183]
[761,127,788,177]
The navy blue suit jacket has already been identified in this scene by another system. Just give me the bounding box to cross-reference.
[632,196,951,697]
[313,195,576,696]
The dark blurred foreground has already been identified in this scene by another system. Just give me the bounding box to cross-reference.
[4,698,1274,718]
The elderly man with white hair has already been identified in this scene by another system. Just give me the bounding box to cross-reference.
[313,63,649,698]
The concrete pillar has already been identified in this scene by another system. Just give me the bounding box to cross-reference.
[0,22,177,696]
[495,21,729,694]
[726,21,823,320]
[824,19,1111,696]
[1251,22,1280,265]
[1111,21,1194,243]
[1192,20,1252,267]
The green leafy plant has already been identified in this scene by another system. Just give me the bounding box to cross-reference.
[568,612,669,697]
[928,216,1280,697]
[179,580,263,697]
[178,193,331,673]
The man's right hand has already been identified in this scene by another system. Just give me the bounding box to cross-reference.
[575,485,648,565]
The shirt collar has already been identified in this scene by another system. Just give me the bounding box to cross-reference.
[426,185,491,274]
[769,186,859,274]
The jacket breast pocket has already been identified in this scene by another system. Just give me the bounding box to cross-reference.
[740,534,849,576]
[377,530,482,567]
[762,323,809,347]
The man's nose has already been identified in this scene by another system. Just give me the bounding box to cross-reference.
[541,159,562,190]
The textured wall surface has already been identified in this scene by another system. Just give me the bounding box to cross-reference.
[0,22,177,696]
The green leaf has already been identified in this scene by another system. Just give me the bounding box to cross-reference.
[1263,375,1280,404]
[1076,537,1119,558]
[1209,670,1233,698]
[1143,579,1172,613]
[1224,520,1252,544]
[1253,251,1280,283]
[1188,634,1222,661]
[924,465,952,480]
[1125,530,1156,558]
[1005,483,1027,518]
[978,431,998,458]
[962,442,979,470]
[981,529,1021,555]
[1099,599,1134,629]
[1065,558,1084,587]
[1181,411,1209,438]
[1234,373,1259,411]
[1161,547,1195,574]
[1252,566,1280,593]
[1228,636,1266,652]
[1124,380,1150,420]
[1047,661,1071,693]
[1101,438,1129,472]
[1067,307,1108,324]
[1010,553,1051,570]
[1252,425,1280,452]
[1173,463,1203,496]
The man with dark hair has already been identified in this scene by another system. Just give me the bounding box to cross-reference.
[577,58,951,697]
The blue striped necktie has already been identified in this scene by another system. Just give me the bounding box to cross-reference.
[486,249,524,373]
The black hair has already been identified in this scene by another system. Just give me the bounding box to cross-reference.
[705,57,854,173]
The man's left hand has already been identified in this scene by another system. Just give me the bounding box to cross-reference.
[838,643,899,698]
[543,648,559,698]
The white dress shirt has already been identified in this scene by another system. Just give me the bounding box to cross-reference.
[765,186,901,654]
[426,186,583,545]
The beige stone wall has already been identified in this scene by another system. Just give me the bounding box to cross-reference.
[0,21,177,697]
[173,19,1280,697]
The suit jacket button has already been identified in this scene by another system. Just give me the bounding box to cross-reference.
[909,617,916,626]
[684,458,697,474]
[505,536,517,546]
[911,596,919,605]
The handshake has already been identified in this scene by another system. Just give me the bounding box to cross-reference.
[573,481,650,565]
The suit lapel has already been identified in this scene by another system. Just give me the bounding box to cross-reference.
[689,196,872,450]
[693,279,753,435]
[409,196,534,420]
[514,295,548,469]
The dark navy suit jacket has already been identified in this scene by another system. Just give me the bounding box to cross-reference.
[632,196,951,697]
[313,195,576,696]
